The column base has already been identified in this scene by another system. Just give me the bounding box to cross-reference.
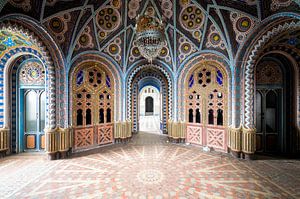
[59,151,68,159]
[114,137,131,143]
[243,153,256,160]
[47,152,58,160]
[0,150,7,158]
[230,149,241,158]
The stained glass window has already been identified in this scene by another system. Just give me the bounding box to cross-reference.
[76,70,84,86]
[106,75,111,88]
[217,70,223,85]
[188,74,194,88]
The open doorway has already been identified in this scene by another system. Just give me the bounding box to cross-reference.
[255,54,295,154]
[139,86,161,133]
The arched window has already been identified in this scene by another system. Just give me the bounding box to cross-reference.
[196,109,201,123]
[99,109,104,123]
[106,108,111,123]
[77,109,83,126]
[189,109,194,123]
[86,109,92,125]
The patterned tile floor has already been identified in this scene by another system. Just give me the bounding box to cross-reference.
[0,132,300,199]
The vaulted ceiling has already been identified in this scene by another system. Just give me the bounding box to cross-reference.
[1,0,299,72]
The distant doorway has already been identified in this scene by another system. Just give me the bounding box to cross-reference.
[145,96,154,115]
[139,86,161,133]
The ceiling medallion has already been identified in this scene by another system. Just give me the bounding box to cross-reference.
[135,7,165,63]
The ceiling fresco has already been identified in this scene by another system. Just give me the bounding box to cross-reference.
[0,0,299,72]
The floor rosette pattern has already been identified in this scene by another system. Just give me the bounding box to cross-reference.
[0,132,299,198]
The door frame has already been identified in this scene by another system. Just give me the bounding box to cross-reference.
[18,86,46,152]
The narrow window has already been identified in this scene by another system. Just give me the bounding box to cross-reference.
[196,109,201,123]
[77,109,83,126]
[106,108,111,123]
[86,109,92,125]
[99,108,104,123]
[217,109,223,126]
[208,109,214,125]
[189,109,194,123]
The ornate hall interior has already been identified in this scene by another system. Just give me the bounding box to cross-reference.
[0,0,300,198]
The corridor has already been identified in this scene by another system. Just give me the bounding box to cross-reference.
[0,132,299,198]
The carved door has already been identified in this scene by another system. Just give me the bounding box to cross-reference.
[256,89,282,153]
[186,63,227,152]
[72,64,114,151]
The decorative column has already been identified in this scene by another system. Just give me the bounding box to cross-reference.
[45,127,58,160]
[0,127,9,157]
[58,128,71,159]
[114,120,132,142]
[243,57,257,159]
[228,67,244,157]
[242,127,256,159]
[167,120,186,142]
[228,126,242,158]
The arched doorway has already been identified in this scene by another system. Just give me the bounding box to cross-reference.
[139,86,161,132]
[71,62,114,151]
[15,59,46,152]
[255,54,295,154]
[185,61,228,152]
[127,66,171,134]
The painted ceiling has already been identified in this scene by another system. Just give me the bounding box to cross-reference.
[0,0,300,72]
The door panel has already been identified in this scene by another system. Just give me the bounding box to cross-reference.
[25,91,37,132]
[256,91,263,151]
[72,64,114,151]
[185,64,228,152]
[26,135,36,149]
[256,89,281,153]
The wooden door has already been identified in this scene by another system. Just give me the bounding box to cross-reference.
[186,62,228,152]
[256,89,282,153]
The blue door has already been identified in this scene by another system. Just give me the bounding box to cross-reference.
[20,89,46,151]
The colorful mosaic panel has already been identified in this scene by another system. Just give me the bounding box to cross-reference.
[0,29,34,57]
[179,3,204,41]
[19,60,45,85]
[230,12,257,44]
[96,3,121,41]
[206,25,225,50]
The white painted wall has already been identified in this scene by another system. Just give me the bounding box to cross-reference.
[139,86,160,116]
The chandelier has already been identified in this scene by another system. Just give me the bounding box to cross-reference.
[135,8,165,63]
